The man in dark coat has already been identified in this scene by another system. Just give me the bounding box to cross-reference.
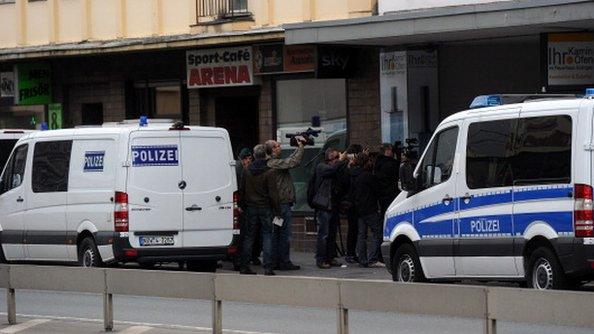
[239,144,281,275]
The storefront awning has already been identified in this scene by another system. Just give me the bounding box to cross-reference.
[284,0,594,46]
[0,28,284,61]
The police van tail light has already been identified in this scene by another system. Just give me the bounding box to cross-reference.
[114,191,129,232]
[574,184,594,237]
[233,191,241,232]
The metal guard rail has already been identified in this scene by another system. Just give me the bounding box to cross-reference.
[1,264,594,333]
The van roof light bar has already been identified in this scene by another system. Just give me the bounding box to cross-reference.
[469,93,581,109]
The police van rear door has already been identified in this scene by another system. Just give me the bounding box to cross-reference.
[179,129,234,248]
[127,130,183,248]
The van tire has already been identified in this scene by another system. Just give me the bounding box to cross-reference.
[79,237,102,268]
[392,243,425,283]
[527,247,566,290]
[187,260,217,273]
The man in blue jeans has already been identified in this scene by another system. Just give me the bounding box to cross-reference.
[239,144,281,275]
[265,136,305,271]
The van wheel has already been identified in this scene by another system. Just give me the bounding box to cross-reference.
[187,260,217,273]
[527,247,566,290]
[392,243,425,283]
[79,237,102,268]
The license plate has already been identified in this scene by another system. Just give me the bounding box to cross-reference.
[139,235,174,246]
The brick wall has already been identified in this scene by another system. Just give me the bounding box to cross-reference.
[188,89,201,125]
[259,77,274,142]
[347,48,381,147]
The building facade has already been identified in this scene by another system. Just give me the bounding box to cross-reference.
[2,0,593,253]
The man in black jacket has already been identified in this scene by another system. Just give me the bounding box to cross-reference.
[239,144,281,276]
[353,153,384,267]
[375,143,400,215]
[313,148,347,269]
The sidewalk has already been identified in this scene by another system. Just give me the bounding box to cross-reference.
[218,252,392,280]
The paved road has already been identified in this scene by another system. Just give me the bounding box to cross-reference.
[0,252,591,334]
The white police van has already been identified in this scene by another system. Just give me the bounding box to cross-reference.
[382,90,594,290]
[0,119,238,270]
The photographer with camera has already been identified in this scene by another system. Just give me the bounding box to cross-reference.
[264,135,306,271]
[312,148,348,269]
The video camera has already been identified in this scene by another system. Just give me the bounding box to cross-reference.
[286,128,322,147]
[394,138,419,160]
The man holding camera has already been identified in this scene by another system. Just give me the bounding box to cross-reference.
[265,135,306,271]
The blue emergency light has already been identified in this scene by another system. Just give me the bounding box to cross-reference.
[139,116,148,127]
[40,122,49,131]
[469,95,502,109]
[586,88,594,97]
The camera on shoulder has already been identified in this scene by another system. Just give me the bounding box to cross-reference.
[285,128,322,147]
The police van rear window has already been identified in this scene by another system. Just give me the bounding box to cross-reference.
[466,115,571,189]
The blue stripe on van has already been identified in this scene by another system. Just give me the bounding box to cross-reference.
[513,187,572,202]
[385,186,574,239]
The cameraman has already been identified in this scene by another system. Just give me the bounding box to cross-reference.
[264,136,306,271]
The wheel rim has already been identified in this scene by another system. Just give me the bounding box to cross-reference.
[82,248,94,267]
[397,255,415,282]
[533,258,554,290]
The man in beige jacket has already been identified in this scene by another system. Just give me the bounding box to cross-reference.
[265,136,305,270]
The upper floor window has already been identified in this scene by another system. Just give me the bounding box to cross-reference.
[197,0,249,21]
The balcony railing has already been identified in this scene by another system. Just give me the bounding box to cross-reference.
[196,0,250,22]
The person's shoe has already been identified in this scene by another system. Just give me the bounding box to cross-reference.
[240,268,257,275]
[264,269,276,276]
[328,259,342,267]
[251,258,262,265]
[345,256,358,264]
[279,263,301,271]
[316,262,331,269]
[369,261,386,268]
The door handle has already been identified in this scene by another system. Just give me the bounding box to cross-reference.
[461,193,472,204]
[16,197,23,203]
[185,205,202,212]
[442,195,453,204]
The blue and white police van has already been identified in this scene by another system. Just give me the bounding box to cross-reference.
[382,90,594,289]
[0,119,238,271]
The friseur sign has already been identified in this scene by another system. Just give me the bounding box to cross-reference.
[187,47,255,88]
[16,63,51,105]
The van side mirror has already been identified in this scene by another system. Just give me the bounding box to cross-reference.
[11,174,21,189]
[433,166,442,184]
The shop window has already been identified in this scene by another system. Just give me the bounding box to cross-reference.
[131,82,182,120]
[32,140,72,193]
[81,103,103,125]
[155,86,181,118]
[276,78,347,213]
[0,105,44,129]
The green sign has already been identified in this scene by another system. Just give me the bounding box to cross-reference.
[48,103,62,129]
[17,63,51,105]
